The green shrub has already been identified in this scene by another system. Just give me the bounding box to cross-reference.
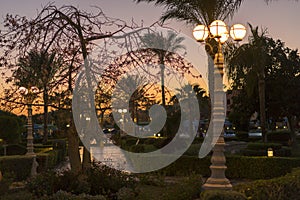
[52,139,67,159]
[156,156,211,177]
[41,190,106,200]
[155,155,300,180]
[0,172,13,195]
[267,131,292,145]
[200,190,247,200]
[0,191,34,200]
[160,175,202,200]
[130,144,145,153]
[234,168,300,200]
[37,150,64,172]
[0,155,33,181]
[27,162,137,197]
[0,144,26,156]
[56,171,91,195]
[27,171,59,197]
[129,144,157,153]
[184,144,201,156]
[242,142,291,157]
[226,156,300,179]
[117,187,138,200]
[0,116,20,144]
[88,162,137,196]
[247,142,282,150]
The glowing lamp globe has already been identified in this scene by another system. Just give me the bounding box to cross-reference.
[18,87,28,95]
[230,24,246,41]
[30,86,39,94]
[193,25,209,42]
[216,32,229,44]
[209,20,228,38]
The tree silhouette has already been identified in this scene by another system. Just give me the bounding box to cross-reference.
[140,31,185,106]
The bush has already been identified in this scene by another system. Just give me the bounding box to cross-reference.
[0,155,33,181]
[226,156,300,179]
[27,171,59,197]
[41,190,106,200]
[155,155,300,179]
[247,142,282,150]
[27,171,94,197]
[27,162,137,198]
[129,144,157,153]
[130,144,145,153]
[184,144,201,156]
[0,172,13,195]
[0,144,26,156]
[156,156,211,177]
[234,168,300,200]
[52,139,67,160]
[88,162,137,196]
[117,187,138,200]
[267,131,292,145]
[56,171,91,195]
[242,142,291,157]
[0,116,20,144]
[200,190,247,200]
[160,175,202,200]
[0,191,34,200]
[37,150,64,172]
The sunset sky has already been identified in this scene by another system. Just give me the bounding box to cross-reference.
[0,0,299,49]
[0,0,299,113]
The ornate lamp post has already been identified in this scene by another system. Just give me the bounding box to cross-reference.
[118,109,127,135]
[19,86,39,156]
[193,20,246,190]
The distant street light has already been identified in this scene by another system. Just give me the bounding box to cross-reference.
[19,86,39,156]
[193,20,246,190]
[118,109,127,135]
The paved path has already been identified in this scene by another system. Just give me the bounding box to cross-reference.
[55,140,133,173]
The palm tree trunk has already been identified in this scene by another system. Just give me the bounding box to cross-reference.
[160,61,166,107]
[43,88,48,144]
[258,76,267,142]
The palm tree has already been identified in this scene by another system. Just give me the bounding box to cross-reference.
[15,50,59,143]
[135,0,245,107]
[140,31,185,107]
[226,24,269,142]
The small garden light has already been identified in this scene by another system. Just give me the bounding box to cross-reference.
[268,148,274,157]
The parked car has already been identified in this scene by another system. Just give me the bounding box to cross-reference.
[224,130,236,138]
[248,129,262,138]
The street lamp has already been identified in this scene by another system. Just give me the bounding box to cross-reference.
[19,86,39,156]
[193,20,246,190]
[118,109,127,135]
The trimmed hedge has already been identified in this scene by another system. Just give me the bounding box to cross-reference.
[267,131,292,145]
[135,175,203,200]
[242,142,292,157]
[155,155,300,180]
[200,190,247,200]
[234,168,300,200]
[37,149,64,172]
[0,155,33,181]
[0,116,20,144]
[0,144,26,156]
[0,149,64,181]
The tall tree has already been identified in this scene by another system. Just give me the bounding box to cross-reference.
[134,0,245,104]
[226,24,269,142]
[15,50,61,143]
[140,31,185,107]
[0,4,129,174]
